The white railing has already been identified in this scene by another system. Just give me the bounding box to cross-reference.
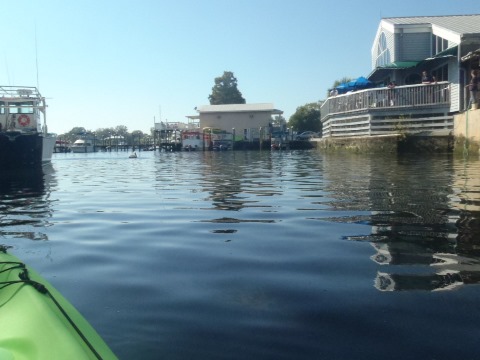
[320,82,452,138]
[321,82,450,120]
[0,86,41,98]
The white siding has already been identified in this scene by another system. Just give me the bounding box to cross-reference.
[398,33,431,60]
[449,60,460,112]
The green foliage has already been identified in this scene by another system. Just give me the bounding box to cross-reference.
[287,102,322,133]
[59,126,148,145]
[327,77,353,97]
[271,115,286,127]
[208,71,246,105]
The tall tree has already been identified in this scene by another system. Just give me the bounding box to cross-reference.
[287,102,322,133]
[208,71,246,105]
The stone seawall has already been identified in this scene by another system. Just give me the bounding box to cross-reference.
[315,135,399,153]
[453,108,480,155]
[314,109,479,154]
[315,134,453,153]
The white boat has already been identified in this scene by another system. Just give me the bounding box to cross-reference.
[182,131,204,151]
[71,138,94,153]
[0,86,56,168]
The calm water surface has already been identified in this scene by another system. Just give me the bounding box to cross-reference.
[1,150,480,359]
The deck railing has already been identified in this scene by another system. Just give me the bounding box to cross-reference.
[320,82,453,138]
[321,82,450,120]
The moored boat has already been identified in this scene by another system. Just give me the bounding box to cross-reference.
[0,86,56,168]
[182,130,203,151]
[71,138,95,153]
[0,247,118,359]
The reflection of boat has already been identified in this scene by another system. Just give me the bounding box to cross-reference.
[0,248,117,359]
[0,86,56,168]
[71,138,94,153]
[0,163,56,240]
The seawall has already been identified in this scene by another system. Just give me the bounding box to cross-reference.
[315,135,399,153]
[453,108,480,155]
[315,109,480,154]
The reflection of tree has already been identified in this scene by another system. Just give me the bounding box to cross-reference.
[201,152,279,211]
[322,154,480,292]
[0,164,55,241]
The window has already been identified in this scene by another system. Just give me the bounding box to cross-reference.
[8,101,34,114]
[0,101,4,114]
[432,35,449,55]
[376,32,391,67]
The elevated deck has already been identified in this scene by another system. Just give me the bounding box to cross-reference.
[321,82,453,138]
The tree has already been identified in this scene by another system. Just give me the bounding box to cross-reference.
[114,125,128,137]
[287,102,322,133]
[328,77,353,97]
[60,127,87,143]
[208,71,246,105]
[271,115,286,127]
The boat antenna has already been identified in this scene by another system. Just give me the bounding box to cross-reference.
[4,55,11,85]
[35,23,40,90]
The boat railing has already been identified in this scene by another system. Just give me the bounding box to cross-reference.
[0,86,42,98]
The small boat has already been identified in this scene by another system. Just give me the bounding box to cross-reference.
[0,247,118,359]
[181,131,203,151]
[128,152,137,158]
[0,86,56,168]
[71,138,95,153]
[54,139,71,153]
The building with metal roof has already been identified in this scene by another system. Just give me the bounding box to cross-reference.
[321,14,480,140]
[188,103,283,140]
[369,14,480,112]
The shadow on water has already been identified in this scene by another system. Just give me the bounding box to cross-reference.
[320,153,480,292]
[0,163,56,241]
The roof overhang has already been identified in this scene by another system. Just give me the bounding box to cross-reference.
[368,46,458,82]
[462,48,480,62]
[368,61,420,82]
[197,103,283,115]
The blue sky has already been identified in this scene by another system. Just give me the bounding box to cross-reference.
[1,0,478,134]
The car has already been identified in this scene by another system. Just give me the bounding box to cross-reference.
[295,131,319,140]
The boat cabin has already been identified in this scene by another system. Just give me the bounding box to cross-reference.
[0,86,44,134]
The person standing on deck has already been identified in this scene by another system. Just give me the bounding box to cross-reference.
[421,71,436,84]
[465,69,479,109]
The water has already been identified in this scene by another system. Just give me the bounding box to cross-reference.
[2,150,480,359]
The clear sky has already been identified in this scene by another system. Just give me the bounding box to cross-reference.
[1,0,478,135]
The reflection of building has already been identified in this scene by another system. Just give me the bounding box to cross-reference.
[372,242,480,291]
[321,154,480,292]
[375,271,464,292]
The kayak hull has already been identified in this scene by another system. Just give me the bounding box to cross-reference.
[0,250,117,360]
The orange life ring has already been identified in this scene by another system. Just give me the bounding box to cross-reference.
[18,114,30,127]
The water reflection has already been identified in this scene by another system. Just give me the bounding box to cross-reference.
[201,152,284,211]
[322,154,480,292]
[0,163,56,241]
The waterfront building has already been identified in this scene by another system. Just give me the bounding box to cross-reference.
[321,14,480,139]
[189,103,283,141]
